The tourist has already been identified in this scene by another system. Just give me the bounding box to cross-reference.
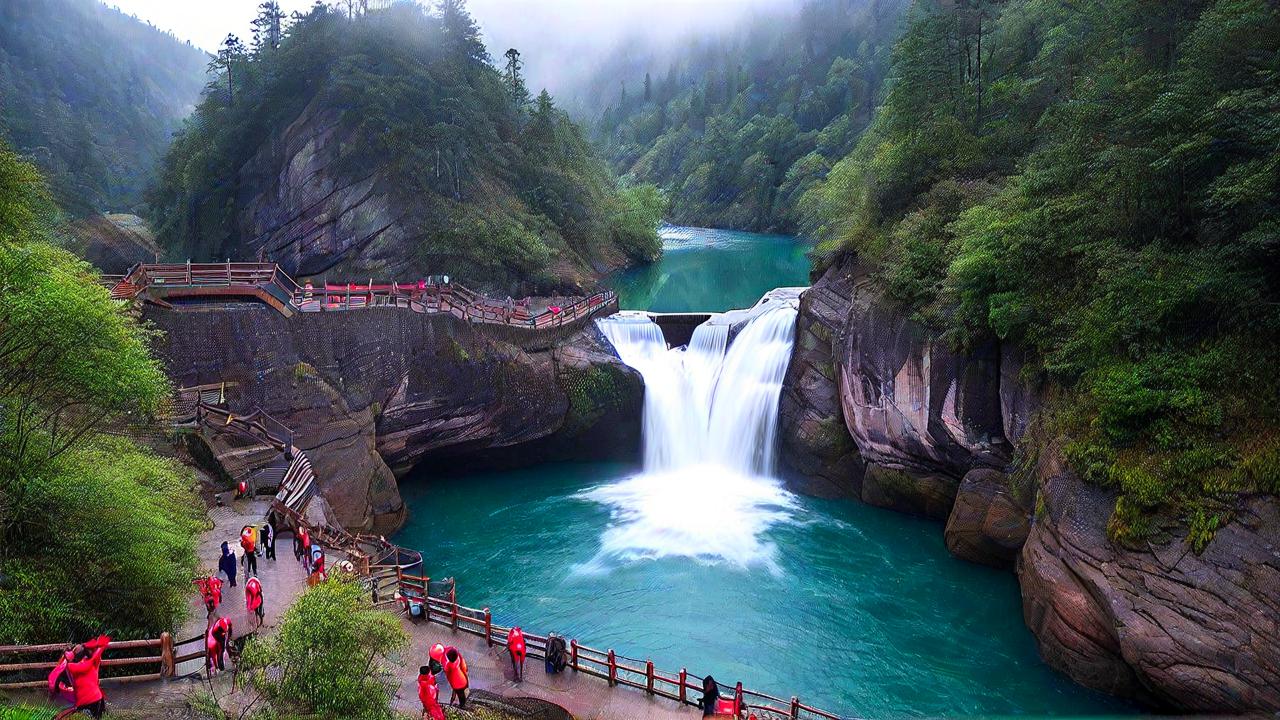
[47,647,75,707]
[544,634,568,674]
[292,526,304,562]
[261,521,276,561]
[417,665,446,720]
[310,544,325,579]
[54,634,109,720]
[240,525,257,576]
[507,626,527,681]
[442,646,469,707]
[235,480,247,500]
[699,675,721,717]
[218,541,238,588]
[206,616,232,675]
[299,527,312,573]
[245,575,264,626]
[195,575,223,612]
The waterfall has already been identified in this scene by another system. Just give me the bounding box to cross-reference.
[598,305,797,476]
[586,302,800,571]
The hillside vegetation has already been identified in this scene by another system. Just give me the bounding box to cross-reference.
[0,0,208,215]
[0,143,202,643]
[148,1,661,292]
[591,0,908,233]
[802,0,1280,546]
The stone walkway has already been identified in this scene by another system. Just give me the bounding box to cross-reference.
[106,495,700,719]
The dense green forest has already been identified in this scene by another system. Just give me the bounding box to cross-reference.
[149,0,661,291]
[590,0,908,232]
[0,142,202,643]
[802,0,1280,545]
[0,0,209,215]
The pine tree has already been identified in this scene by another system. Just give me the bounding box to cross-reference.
[437,0,488,64]
[208,34,246,105]
[504,48,529,110]
[643,71,652,102]
[250,2,287,56]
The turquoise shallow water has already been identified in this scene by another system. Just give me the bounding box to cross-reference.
[397,462,1135,719]
[609,225,814,312]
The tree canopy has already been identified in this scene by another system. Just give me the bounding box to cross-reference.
[591,0,909,233]
[801,0,1280,547]
[0,143,199,643]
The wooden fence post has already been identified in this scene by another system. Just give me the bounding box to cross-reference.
[483,608,492,646]
[790,696,801,719]
[451,597,459,631]
[570,640,579,671]
[678,668,687,704]
[160,632,174,678]
[607,649,616,687]
[735,682,744,711]
[646,660,654,695]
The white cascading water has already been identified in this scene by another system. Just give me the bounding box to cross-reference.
[582,303,800,573]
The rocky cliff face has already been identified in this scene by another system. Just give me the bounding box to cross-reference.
[233,102,625,292]
[780,257,1280,713]
[147,303,642,532]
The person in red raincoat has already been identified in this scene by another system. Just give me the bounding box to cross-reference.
[47,648,75,707]
[417,665,446,720]
[206,616,233,675]
[245,575,264,626]
[507,626,527,681]
[54,634,109,719]
[442,646,469,707]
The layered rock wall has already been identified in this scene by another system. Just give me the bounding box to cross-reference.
[147,302,642,532]
[779,257,1280,713]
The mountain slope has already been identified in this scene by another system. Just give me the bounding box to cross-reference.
[148,2,660,294]
[802,0,1280,546]
[0,0,209,214]
[589,0,909,233]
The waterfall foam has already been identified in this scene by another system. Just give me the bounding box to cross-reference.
[588,302,800,571]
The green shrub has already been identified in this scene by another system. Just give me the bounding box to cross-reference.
[239,579,408,720]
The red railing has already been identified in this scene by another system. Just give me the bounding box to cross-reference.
[114,262,619,329]
[385,576,845,720]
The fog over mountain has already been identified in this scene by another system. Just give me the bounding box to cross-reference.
[461,0,800,105]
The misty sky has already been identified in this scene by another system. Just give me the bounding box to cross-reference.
[105,0,793,94]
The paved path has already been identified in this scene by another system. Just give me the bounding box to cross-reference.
[390,619,702,720]
[108,495,700,718]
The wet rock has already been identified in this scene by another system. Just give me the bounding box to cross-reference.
[778,267,864,497]
[1019,448,1280,712]
[860,463,959,520]
[147,303,641,532]
[944,468,1030,568]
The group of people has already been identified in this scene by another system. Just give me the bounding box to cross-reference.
[416,642,470,720]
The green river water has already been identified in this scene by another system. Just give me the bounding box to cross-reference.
[397,227,1136,718]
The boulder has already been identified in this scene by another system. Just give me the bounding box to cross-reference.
[860,463,959,519]
[944,468,1030,568]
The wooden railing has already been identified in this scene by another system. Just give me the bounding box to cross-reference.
[112,262,619,330]
[387,577,844,720]
[0,636,176,690]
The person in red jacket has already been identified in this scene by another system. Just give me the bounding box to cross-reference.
[206,616,233,675]
[417,665,446,720]
[54,634,109,719]
[245,575,264,626]
[507,626,527,681]
[240,525,258,576]
[442,646,469,707]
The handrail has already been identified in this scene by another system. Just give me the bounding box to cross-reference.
[113,262,618,330]
[0,634,175,689]
[388,578,845,720]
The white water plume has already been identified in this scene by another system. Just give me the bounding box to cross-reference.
[588,300,800,572]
